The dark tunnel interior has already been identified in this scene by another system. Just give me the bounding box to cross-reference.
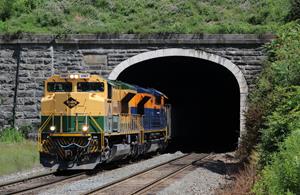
[117,56,240,153]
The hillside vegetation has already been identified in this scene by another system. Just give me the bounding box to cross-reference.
[234,22,300,194]
[0,0,292,34]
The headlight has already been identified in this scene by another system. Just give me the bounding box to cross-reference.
[69,74,79,79]
[50,126,56,132]
[82,125,89,132]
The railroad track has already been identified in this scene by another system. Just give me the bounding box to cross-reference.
[0,170,86,195]
[0,154,185,195]
[84,153,211,195]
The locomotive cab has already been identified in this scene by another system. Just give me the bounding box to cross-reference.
[41,74,107,133]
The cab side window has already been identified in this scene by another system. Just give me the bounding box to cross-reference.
[47,82,72,92]
[77,82,104,92]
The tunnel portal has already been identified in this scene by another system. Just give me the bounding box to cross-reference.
[116,56,240,153]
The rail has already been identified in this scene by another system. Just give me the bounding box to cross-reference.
[84,153,212,195]
[0,171,85,195]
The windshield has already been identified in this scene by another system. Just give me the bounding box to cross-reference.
[47,82,72,92]
[77,82,104,92]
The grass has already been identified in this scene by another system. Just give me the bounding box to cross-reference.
[0,127,39,176]
[0,141,39,176]
[0,127,24,143]
[0,0,292,34]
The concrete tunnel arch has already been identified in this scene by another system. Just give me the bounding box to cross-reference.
[108,48,248,150]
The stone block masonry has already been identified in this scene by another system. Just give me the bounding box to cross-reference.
[0,34,273,129]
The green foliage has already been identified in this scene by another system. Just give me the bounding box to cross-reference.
[0,127,24,143]
[238,22,300,160]
[266,23,300,86]
[256,24,300,166]
[237,22,300,195]
[0,0,44,21]
[258,86,300,166]
[287,0,300,21]
[0,0,292,34]
[0,0,14,21]
[247,0,290,25]
[253,130,300,195]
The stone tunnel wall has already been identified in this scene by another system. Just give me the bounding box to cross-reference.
[0,34,273,129]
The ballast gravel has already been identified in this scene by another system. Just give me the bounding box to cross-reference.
[157,152,238,195]
[157,166,225,195]
[0,166,50,185]
[39,152,185,195]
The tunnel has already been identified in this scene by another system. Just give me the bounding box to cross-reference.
[116,56,240,153]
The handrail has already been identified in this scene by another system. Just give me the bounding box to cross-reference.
[119,114,142,133]
[89,116,104,132]
[38,114,53,151]
[89,116,105,150]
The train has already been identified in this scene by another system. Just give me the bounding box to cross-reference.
[38,73,171,169]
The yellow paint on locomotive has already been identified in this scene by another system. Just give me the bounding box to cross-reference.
[41,75,108,116]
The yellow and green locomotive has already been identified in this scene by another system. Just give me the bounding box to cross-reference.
[38,74,171,169]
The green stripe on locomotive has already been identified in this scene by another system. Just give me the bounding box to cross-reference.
[41,115,104,133]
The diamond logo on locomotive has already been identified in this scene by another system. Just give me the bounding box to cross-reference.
[64,97,79,109]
